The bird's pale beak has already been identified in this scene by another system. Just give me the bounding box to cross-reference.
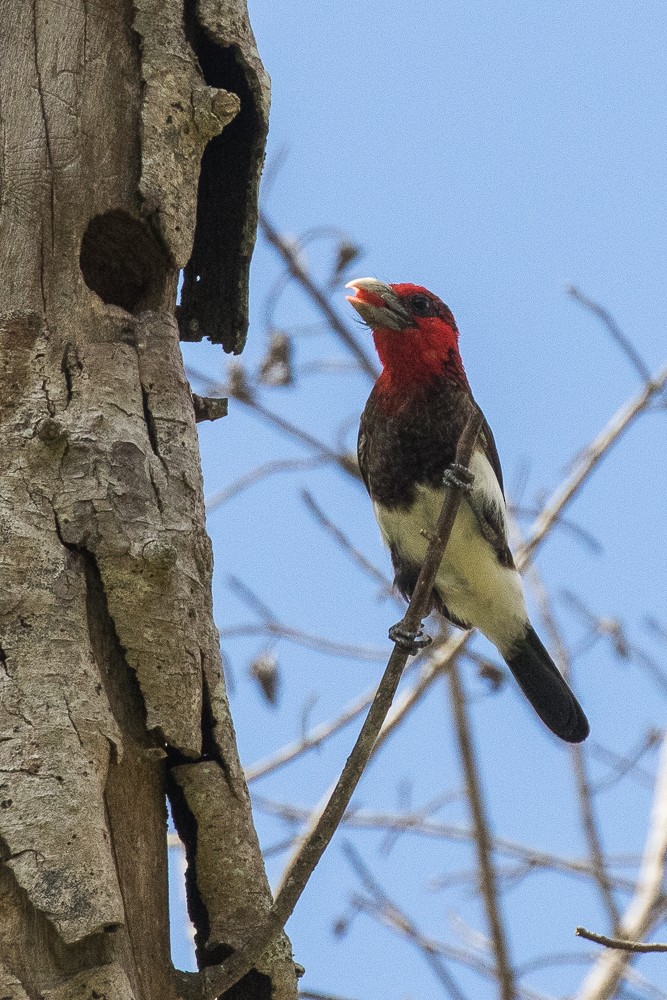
[345,277,413,331]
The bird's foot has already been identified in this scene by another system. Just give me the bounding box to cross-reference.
[389,622,432,655]
[443,462,474,492]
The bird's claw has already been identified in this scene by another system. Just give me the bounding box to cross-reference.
[389,622,432,655]
[443,462,474,492]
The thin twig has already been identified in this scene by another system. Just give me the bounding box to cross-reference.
[206,457,327,512]
[567,286,652,384]
[200,407,483,997]
[219,622,388,662]
[240,395,360,479]
[576,733,667,1000]
[244,685,377,782]
[576,927,667,954]
[186,363,361,479]
[254,798,639,891]
[260,211,379,380]
[224,574,387,660]
[343,842,471,1000]
[244,631,460,784]
[522,556,622,934]
[509,503,603,554]
[572,746,622,935]
[371,631,471,754]
[519,363,667,565]
[299,993,360,1000]
[301,489,393,593]
[351,895,551,1000]
[448,661,516,1000]
[589,735,661,796]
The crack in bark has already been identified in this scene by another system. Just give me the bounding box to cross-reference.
[63,696,85,751]
[147,463,165,515]
[31,0,56,321]
[140,381,165,467]
[61,344,82,406]
[165,772,212,964]
[0,769,62,782]
[41,377,56,417]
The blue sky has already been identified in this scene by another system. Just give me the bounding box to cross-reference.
[174,2,667,996]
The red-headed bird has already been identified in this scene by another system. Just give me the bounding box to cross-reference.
[346,277,589,743]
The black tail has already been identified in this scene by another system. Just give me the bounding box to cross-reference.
[505,627,589,743]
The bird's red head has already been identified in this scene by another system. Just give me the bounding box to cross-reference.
[345,278,468,396]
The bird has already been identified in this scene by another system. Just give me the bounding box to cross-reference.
[346,277,589,743]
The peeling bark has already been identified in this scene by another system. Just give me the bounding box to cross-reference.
[0,1,294,998]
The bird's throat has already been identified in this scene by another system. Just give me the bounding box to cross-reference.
[372,325,469,401]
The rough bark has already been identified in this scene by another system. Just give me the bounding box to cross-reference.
[0,1,295,998]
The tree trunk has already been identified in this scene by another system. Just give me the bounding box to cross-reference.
[0,2,296,998]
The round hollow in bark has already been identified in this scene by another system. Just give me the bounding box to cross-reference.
[79,210,169,313]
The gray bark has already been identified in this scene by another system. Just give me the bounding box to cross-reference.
[0,1,295,997]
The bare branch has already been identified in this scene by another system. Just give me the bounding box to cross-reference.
[206,457,328,512]
[371,631,471,754]
[223,575,387,661]
[301,489,394,593]
[589,734,662,796]
[254,799,639,892]
[567,286,652,383]
[448,662,516,1000]
[245,630,469,784]
[519,362,667,565]
[237,394,360,479]
[351,894,550,1000]
[220,621,388,661]
[343,843,471,1000]
[572,746,623,934]
[576,927,667,953]
[509,503,603,554]
[200,407,483,996]
[187,363,361,479]
[260,211,379,380]
[576,733,667,1000]
[245,685,376,783]
[522,553,622,933]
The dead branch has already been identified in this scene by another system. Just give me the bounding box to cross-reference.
[343,843,470,1000]
[199,407,483,996]
[301,490,394,593]
[350,892,549,1000]
[253,799,639,892]
[245,685,378,782]
[206,457,328,512]
[522,556,622,933]
[576,927,667,953]
[567,287,651,384]
[260,212,379,380]
[575,733,667,1000]
[220,621,388,661]
[519,362,667,564]
[448,662,516,1000]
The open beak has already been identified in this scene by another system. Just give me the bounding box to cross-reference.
[345,277,413,331]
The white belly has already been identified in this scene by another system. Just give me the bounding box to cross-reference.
[373,453,528,654]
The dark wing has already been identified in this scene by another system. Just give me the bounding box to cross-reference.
[479,414,505,497]
[357,406,372,495]
[473,410,515,568]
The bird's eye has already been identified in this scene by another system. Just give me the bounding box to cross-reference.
[410,294,433,317]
